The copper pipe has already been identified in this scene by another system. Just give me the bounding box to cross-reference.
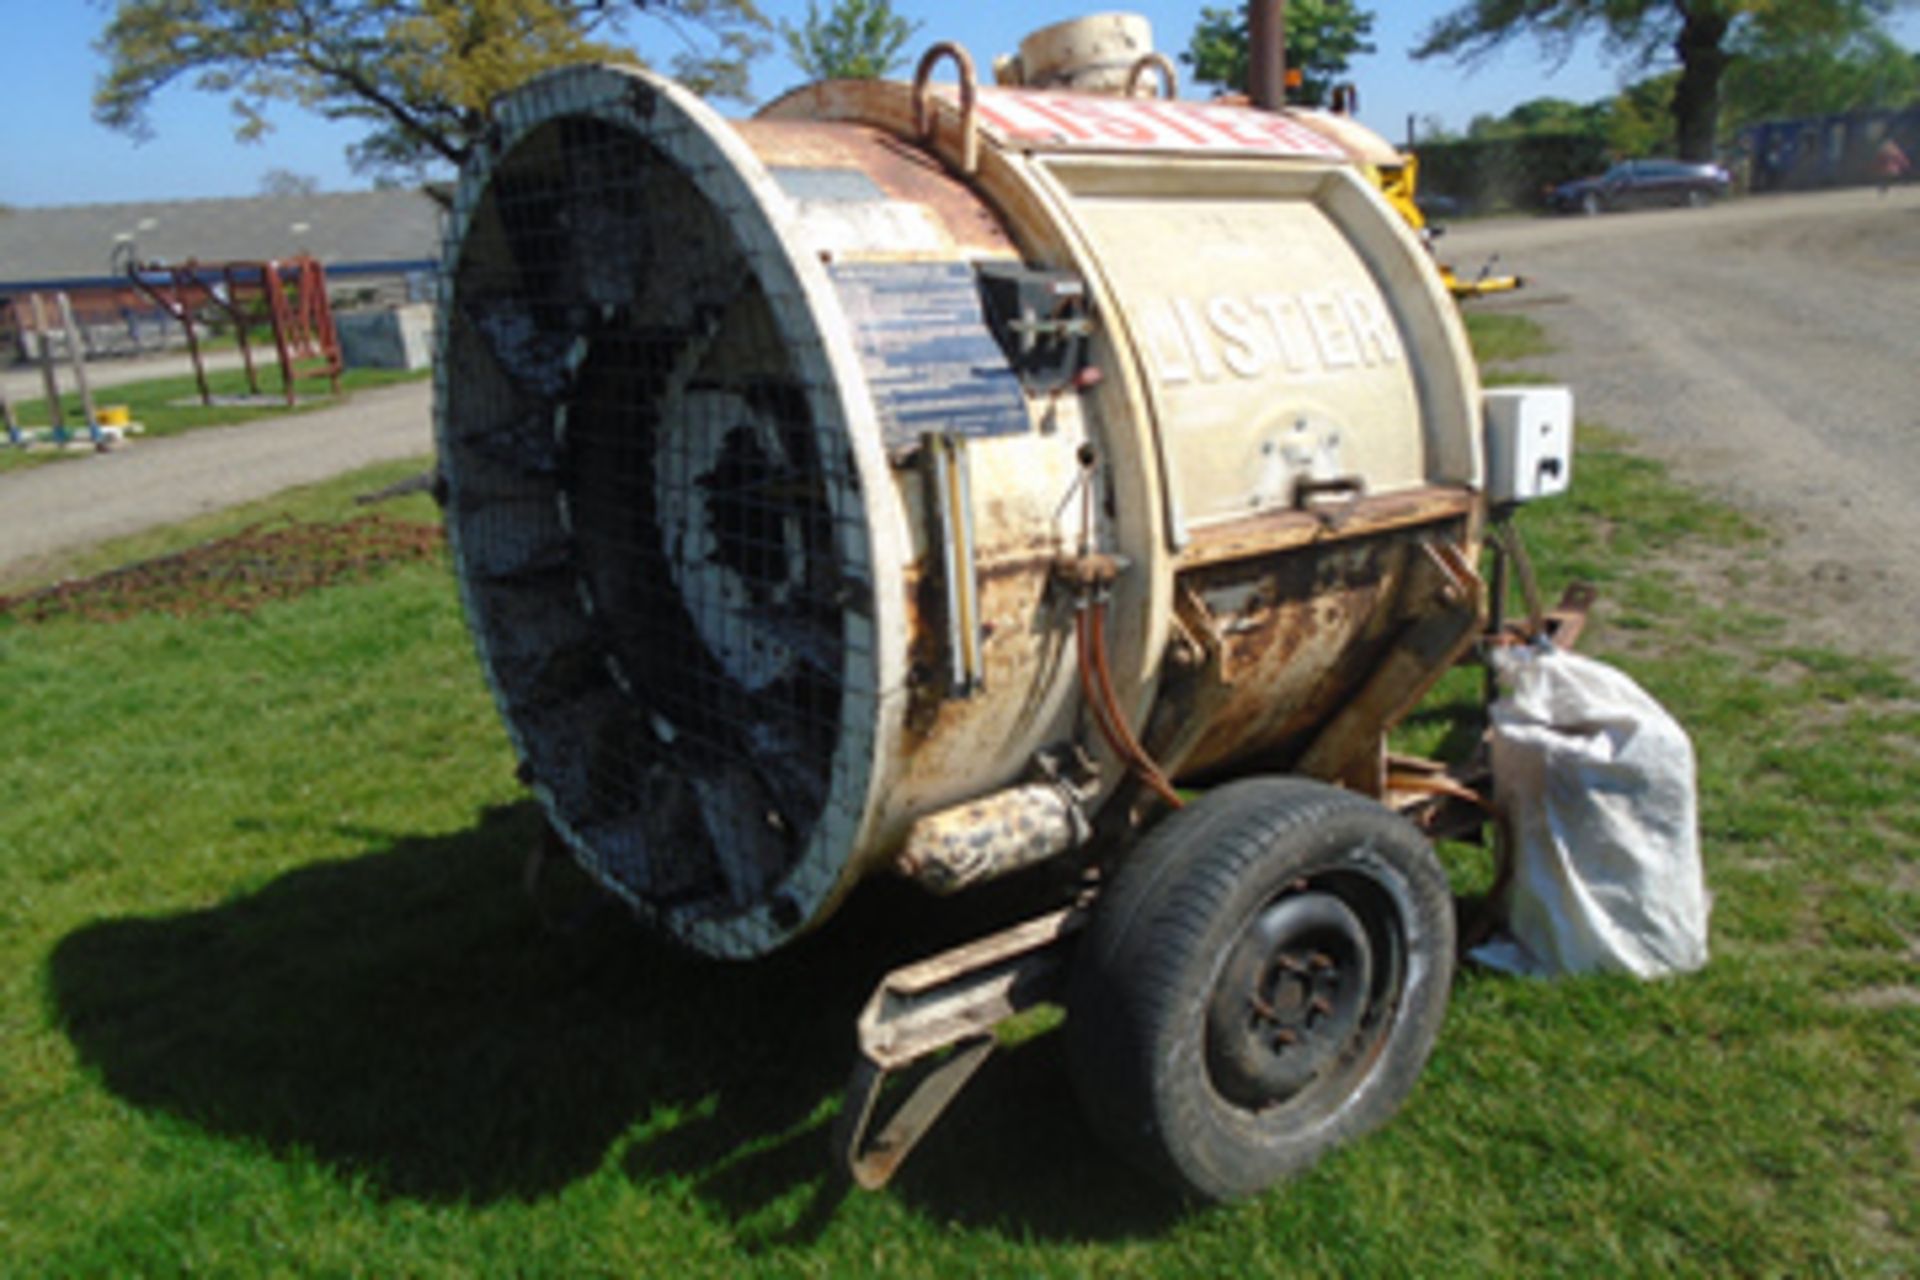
[1074,604,1183,810]
[1089,600,1185,809]
[1074,607,1130,771]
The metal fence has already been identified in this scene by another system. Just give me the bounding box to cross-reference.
[1739,106,1920,192]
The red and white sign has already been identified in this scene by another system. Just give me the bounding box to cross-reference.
[965,88,1350,160]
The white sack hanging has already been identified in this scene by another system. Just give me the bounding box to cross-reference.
[1473,642,1710,978]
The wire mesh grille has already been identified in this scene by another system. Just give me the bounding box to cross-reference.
[441,105,870,941]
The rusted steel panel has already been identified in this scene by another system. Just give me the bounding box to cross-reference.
[732,119,1019,260]
[890,542,1078,821]
[1153,516,1475,784]
[1295,537,1486,793]
[1158,533,1409,779]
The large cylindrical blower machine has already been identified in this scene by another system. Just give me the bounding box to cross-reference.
[437,35,1569,1202]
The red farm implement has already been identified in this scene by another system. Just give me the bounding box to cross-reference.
[121,254,343,408]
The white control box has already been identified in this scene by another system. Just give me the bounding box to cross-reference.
[1483,387,1574,505]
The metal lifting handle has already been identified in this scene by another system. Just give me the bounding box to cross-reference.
[1125,52,1180,100]
[912,41,980,176]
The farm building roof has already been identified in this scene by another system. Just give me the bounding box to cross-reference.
[0,190,442,291]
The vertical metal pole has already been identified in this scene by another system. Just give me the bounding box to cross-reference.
[227,265,262,396]
[1,384,21,448]
[1484,513,1511,706]
[268,262,298,406]
[308,259,342,396]
[56,292,105,446]
[173,267,213,406]
[29,293,66,444]
[1249,0,1287,111]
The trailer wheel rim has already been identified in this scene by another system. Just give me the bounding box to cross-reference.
[1206,885,1378,1109]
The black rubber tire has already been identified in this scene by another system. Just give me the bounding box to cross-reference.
[1067,777,1455,1202]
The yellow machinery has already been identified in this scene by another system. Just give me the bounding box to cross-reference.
[1375,152,1524,300]
[1300,103,1523,300]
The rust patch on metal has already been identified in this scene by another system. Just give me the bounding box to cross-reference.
[731,119,1017,258]
[1155,518,1473,781]
[1385,753,1493,845]
[895,556,1068,785]
[978,545,1064,586]
[1295,532,1487,793]
[903,559,947,744]
[0,515,445,625]
[1177,486,1476,571]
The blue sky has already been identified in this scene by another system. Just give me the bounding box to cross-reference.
[2,1,1912,207]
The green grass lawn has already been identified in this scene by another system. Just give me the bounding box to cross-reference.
[2,364,429,473]
[1451,308,1556,364]
[0,323,1913,1275]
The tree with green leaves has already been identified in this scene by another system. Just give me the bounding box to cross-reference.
[780,0,920,82]
[1603,73,1680,156]
[1412,0,1915,162]
[1721,19,1919,128]
[1467,95,1607,138]
[1185,0,1378,108]
[259,168,323,197]
[94,0,770,186]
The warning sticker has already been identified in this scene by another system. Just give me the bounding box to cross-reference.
[964,89,1350,159]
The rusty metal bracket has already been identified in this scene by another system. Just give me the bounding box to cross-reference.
[833,906,1084,1189]
[1420,536,1478,608]
[1049,550,1126,595]
[837,1039,996,1191]
[1168,579,1228,682]
[1488,579,1599,652]
[1385,753,1494,843]
[1540,581,1597,650]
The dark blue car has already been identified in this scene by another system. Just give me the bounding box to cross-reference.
[1549,159,1732,214]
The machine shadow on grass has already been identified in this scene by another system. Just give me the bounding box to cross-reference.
[46,801,1180,1242]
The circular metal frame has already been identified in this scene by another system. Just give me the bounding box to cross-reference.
[436,65,906,958]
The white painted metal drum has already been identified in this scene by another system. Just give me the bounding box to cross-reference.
[437,63,1483,958]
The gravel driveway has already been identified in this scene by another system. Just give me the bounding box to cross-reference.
[1446,188,1920,668]
[0,348,252,405]
[0,380,431,585]
[5,190,1915,666]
